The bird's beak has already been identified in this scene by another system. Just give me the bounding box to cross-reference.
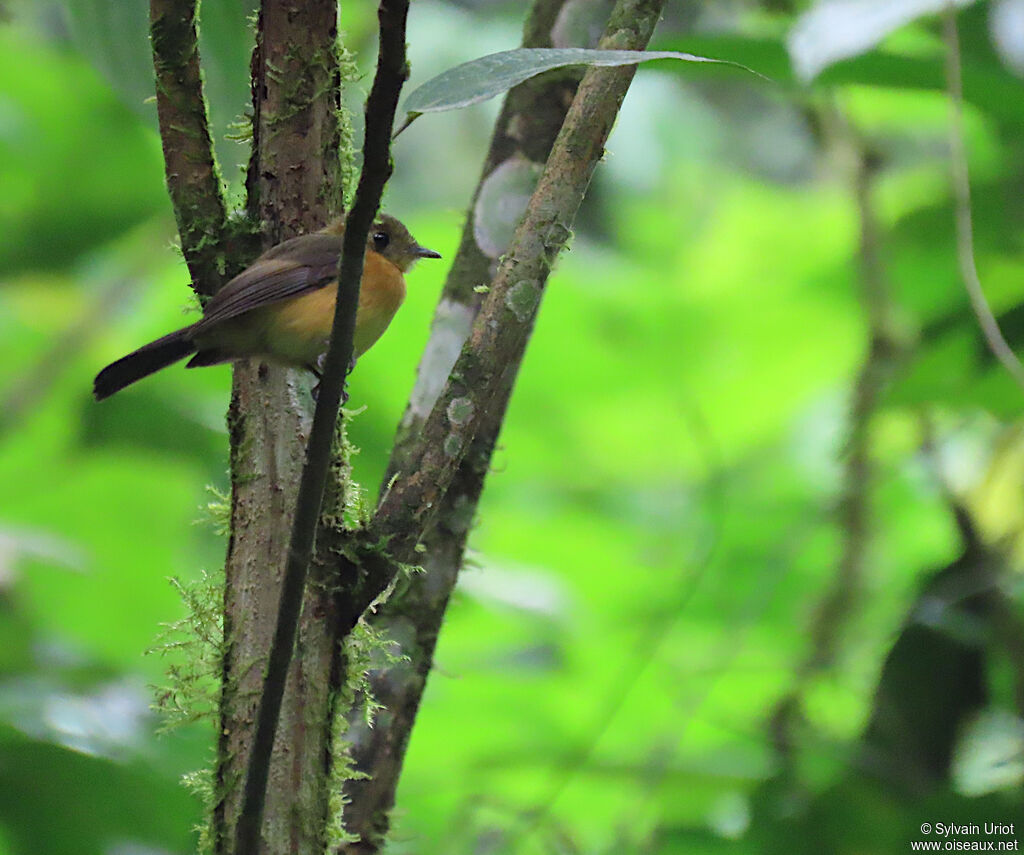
[415,245,442,259]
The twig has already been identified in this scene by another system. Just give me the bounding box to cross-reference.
[148,0,231,294]
[943,5,1024,393]
[314,0,674,672]
[232,2,411,851]
[327,3,670,846]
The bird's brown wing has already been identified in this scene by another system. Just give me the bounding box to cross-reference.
[257,231,344,262]
[194,233,343,332]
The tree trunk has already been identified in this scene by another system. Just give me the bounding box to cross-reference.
[214,2,344,852]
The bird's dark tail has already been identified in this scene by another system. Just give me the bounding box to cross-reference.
[93,328,197,400]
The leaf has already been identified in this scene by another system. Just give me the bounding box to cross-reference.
[657,30,1024,125]
[953,709,1024,795]
[400,47,764,128]
[0,725,196,855]
[788,0,980,82]
[0,29,166,275]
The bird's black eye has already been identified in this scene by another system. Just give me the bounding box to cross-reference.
[372,230,389,251]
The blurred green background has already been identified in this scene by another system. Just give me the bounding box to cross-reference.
[2,0,1024,852]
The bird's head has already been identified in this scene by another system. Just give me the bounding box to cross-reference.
[369,214,441,272]
[321,214,441,271]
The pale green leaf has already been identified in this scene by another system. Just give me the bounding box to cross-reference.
[401,47,762,123]
[788,0,980,82]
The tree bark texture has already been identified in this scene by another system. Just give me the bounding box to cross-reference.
[148,0,230,294]
[147,0,668,850]
[338,0,669,848]
[340,0,579,846]
[215,2,344,853]
[233,2,411,850]
[369,0,666,557]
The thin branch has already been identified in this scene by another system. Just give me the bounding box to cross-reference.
[232,2,410,851]
[339,3,581,837]
[313,0,672,663]
[805,144,890,669]
[381,0,581,478]
[370,0,668,559]
[943,5,1024,393]
[769,114,898,762]
[148,0,232,294]
[321,4,670,848]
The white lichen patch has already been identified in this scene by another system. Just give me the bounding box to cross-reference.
[405,299,474,422]
[505,279,540,322]
[446,396,474,426]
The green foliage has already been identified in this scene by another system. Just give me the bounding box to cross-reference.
[2,1,1024,854]
[60,0,259,182]
[0,27,166,275]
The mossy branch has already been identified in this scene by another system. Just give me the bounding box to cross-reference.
[328,6,670,849]
[217,1,348,852]
[315,0,671,651]
[148,0,240,294]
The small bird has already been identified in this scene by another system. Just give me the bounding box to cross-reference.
[93,215,440,400]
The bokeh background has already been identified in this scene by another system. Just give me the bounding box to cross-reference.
[2,0,1024,852]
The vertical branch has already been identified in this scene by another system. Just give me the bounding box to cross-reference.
[807,144,893,668]
[246,1,345,237]
[234,2,411,852]
[147,0,242,294]
[340,0,577,846]
[769,118,899,761]
[148,0,236,293]
[215,1,344,853]
[325,0,669,849]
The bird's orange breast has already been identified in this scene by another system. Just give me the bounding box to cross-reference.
[265,251,406,364]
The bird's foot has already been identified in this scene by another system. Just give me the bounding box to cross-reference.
[306,356,349,405]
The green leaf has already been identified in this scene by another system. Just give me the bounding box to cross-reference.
[0,27,166,275]
[401,47,763,125]
[0,725,197,855]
